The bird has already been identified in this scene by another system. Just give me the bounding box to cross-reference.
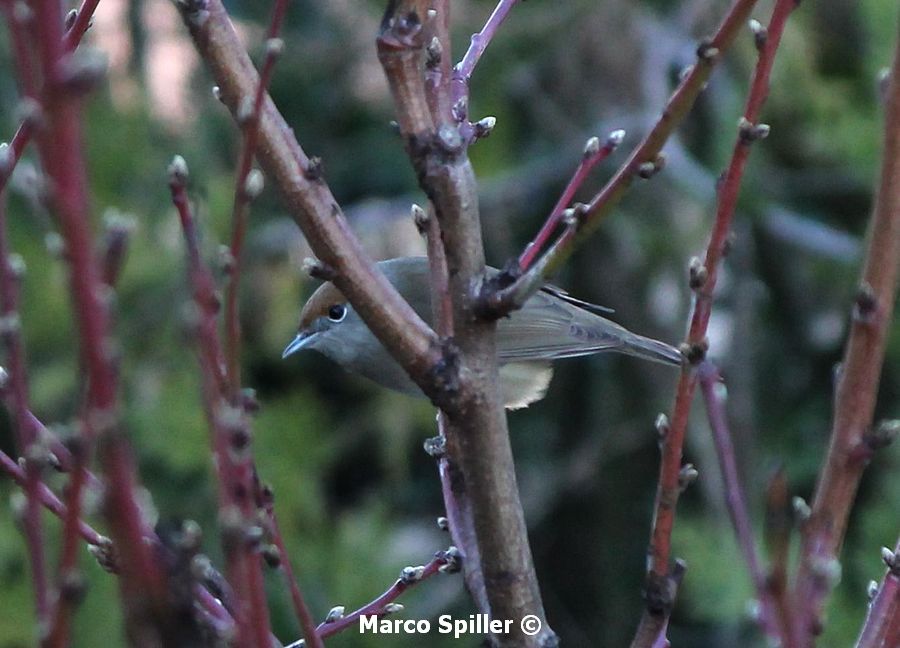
[283,256,681,409]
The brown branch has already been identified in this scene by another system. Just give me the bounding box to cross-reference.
[379,4,553,646]
[629,559,686,648]
[172,0,448,406]
[794,32,900,643]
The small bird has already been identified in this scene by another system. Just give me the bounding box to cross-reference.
[283,257,681,409]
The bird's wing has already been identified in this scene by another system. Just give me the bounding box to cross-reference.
[496,290,629,361]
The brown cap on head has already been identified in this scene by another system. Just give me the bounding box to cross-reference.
[297,282,347,330]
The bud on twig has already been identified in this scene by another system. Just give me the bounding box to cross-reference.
[426,36,442,68]
[243,169,264,199]
[423,435,446,459]
[696,40,720,61]
[400,565,426,584]
[302,257,336,281]
[792,496,811,522]
[583,136,601,159]
[678,463,699,492]
[265,37,284,58]
[473,116,496,140]
[738,117,771,143]
[65,8,78,30]
[168,155,190,184]
[324,606,345,623]
[637,153,666,179]
[304,156,324,181]
[437,545,462,574]
[688,256,708,289]
[607,129,626,148]
[655,413,670,440]
[748,19,767,50]
[867,580,879,600]
[382,603,404,615]
[411,203,429,234]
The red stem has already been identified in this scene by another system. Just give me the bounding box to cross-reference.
[518,132,621,270]
[260,488,324,648]
[0,0,102,195]
[224,0,291,393]
[171,168,273,648]
[647,0,795,579]
[25,0,168,642]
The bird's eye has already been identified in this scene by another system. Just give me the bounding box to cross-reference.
[327,304,347,322]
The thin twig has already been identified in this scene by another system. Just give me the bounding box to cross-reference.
[518,130,624,270]
[453,0,519,88]
[169,158,272,648]
[630,2,796,644]
[0,448,104,546]
[0,0,105,195]
[223,0,290,393]
[698,362,784,643]
[315,551,453,640]
[0,193,49,625]
[28,0,169,643]
[484,0,765,316]
[258,482,324,648]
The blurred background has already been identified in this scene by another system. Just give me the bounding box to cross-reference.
[1,0,899,645]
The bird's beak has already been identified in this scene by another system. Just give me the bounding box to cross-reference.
[282,331,317,359]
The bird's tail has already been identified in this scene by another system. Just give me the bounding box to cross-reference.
[621,333,683,366]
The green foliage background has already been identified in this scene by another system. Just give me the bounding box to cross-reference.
[0,0,898,646]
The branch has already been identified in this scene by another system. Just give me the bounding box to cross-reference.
[0,0,104,195]
[257,481,324,648]
[698,362,787,644]
[452,0,519,112]
[0,194,49,625]
[172,0,448,407]
[169,158,272,648]
[27,0,172,642]
[518,130,624,271]
[313,550,456,641]
[795,30,900,642]
[223,0,290,393]
[855,541,900,648]
[629,559,686,648]
[379,3,552,644]
[482,0,765,317]
[629,1,796,642]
